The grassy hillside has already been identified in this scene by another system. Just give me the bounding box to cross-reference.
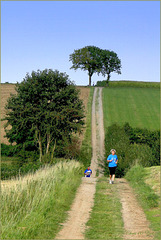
[103,87,160,131]
[1,160,84,239]
[97,80,160,88]
[144,166,160,196]
[109,80,160,88]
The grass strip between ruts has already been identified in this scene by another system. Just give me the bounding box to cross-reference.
[85,177,124,239]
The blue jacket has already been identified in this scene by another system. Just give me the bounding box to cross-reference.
[107,154,118,167]
[84,169,92,177]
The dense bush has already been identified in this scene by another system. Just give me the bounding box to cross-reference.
[1,163,19,180]
[124,123,160,165]
[1,137,80,165]
[1,141,80,180]
[104,123,160,177]
[1,143,42,180]
[52,137,81,160]
[1,144,17,156]
[96,80,107,87]
[16,150,39,164]
[1,161,43,180]
[77,144,92,167]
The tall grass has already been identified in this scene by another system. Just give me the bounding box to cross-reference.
[1,160,84,239]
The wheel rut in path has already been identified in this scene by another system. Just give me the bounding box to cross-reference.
[116,178,154,239]
[55,87,104,239]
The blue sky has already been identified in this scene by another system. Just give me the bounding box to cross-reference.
[1,1,160,85]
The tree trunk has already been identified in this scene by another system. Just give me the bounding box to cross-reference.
[46,133,50,154]
[89,75,92,86]
[51,140,56,160]
[106,74,110,86]
[35,128,43,162]
[38,131,43,162]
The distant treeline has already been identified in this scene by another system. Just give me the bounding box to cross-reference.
[96,80,160,88]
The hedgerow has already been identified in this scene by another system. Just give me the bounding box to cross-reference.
[96,80,160,88]
[104,123,160,177]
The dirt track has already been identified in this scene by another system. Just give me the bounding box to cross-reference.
[55,87,104,239]
[117,178,153,239]
[55,87,153,240]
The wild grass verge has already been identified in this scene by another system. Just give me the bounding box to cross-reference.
[85,177,124,239]
[125,165,160,240]
[1,160,84,239]
[78,87,94,167]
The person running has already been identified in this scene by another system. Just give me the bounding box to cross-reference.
[107,149,118,184]
[84,167,92,177]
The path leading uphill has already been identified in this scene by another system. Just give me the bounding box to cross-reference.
[55,87,153,240]
[55,87,104,239]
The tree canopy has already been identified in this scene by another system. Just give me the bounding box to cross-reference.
[69,46,102,86]
[99,49,121,85]
[3,69,85,161]
[69,46,121,86]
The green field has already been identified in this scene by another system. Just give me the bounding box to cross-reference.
[103,87,160,130]
[108,81,160,88]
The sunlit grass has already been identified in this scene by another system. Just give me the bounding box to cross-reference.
[1,160,84,239]
[125,165,160,240]
[85,177,124,239]
[109,81,160,88]
[103,87,160,130]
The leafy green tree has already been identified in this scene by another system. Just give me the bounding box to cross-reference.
[70,46,121,86]
[3,69,85,161]
[100,50,121,85]
[69,46,102,86]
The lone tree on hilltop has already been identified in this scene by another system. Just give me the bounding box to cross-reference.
[69,46,121,86]
[3,69,85,161]
[69,46,102,86]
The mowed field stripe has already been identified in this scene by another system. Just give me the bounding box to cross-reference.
[103,87,160,130]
